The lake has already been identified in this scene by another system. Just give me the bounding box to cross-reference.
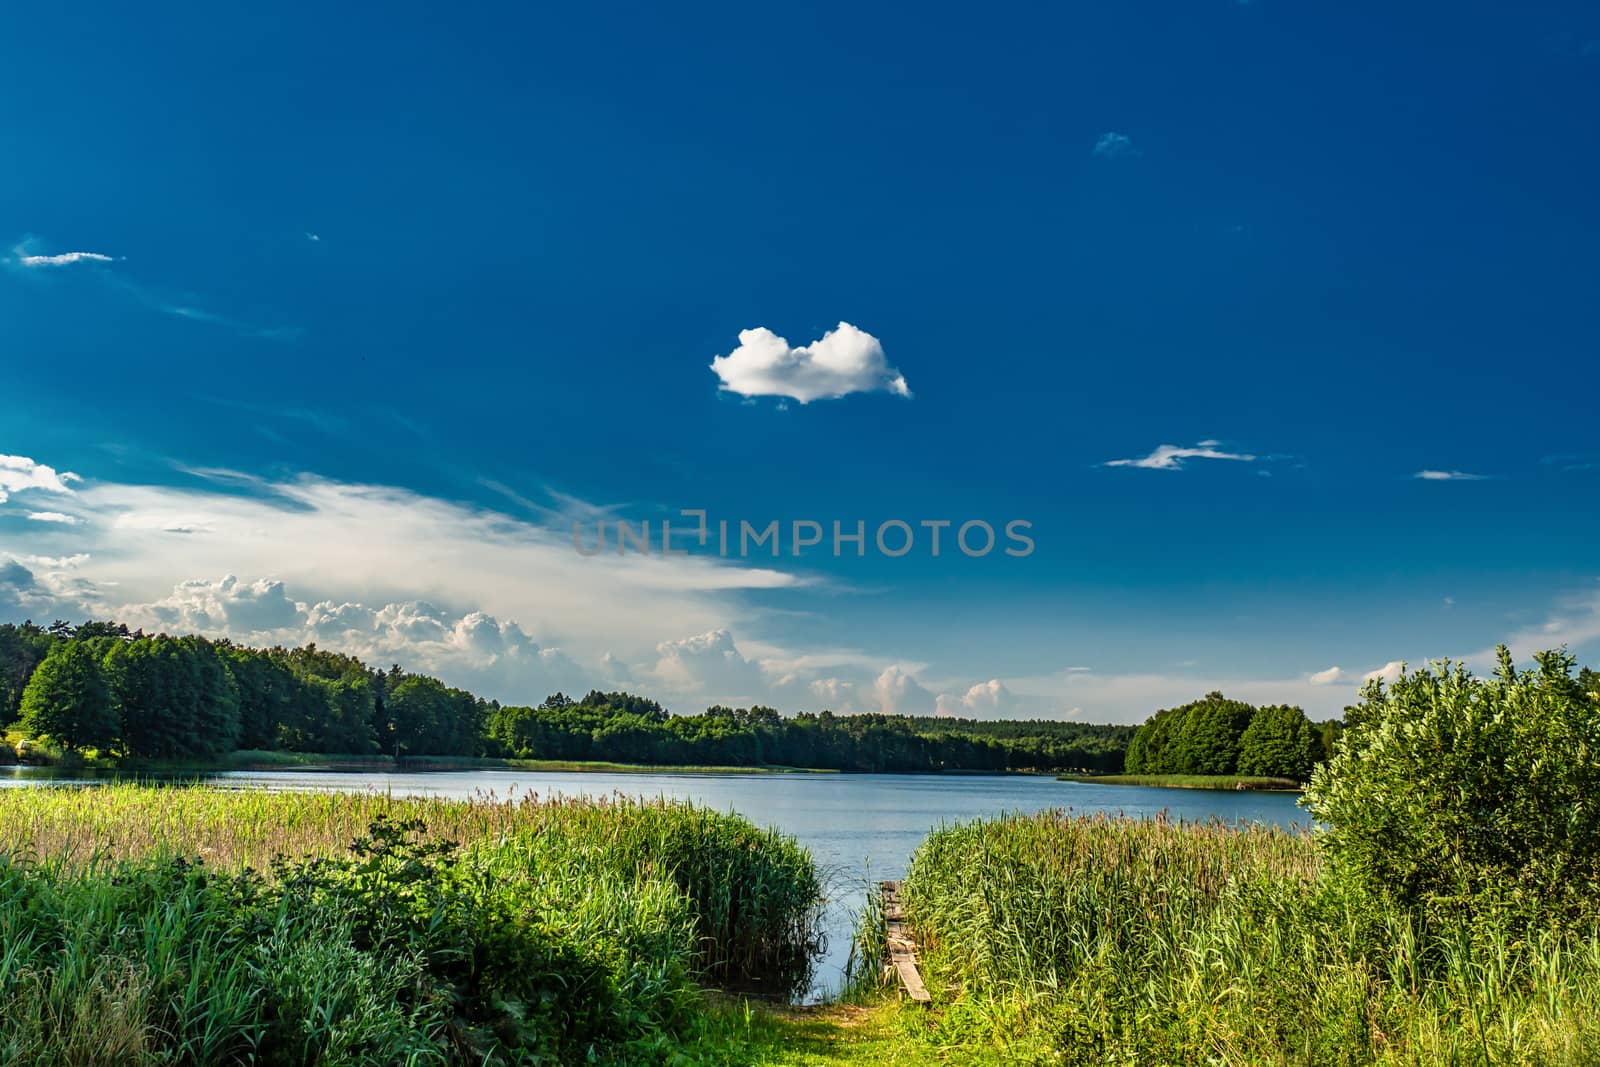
[0,767,1309,1001]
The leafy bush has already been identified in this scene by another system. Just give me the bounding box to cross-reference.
[1304,647,1600,927]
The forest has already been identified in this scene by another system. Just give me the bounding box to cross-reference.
[0,620,1132,773]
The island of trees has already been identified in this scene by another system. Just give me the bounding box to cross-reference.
[0,620,1133,774]
[1122,691,1342,780]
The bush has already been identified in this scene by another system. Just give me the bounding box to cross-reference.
[1304,647,1600,928]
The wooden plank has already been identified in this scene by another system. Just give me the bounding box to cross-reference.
[880,881,932,1004]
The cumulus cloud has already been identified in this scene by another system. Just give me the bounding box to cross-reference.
[1104,442,1256,470]
[935,678,1019,718]
[710,322,911,403]
[871,665,936,715]
[1308,666,1346,686]
[136,574,305,635]
[651,629,768,706]
[26,512,81,525]
[1092,132,1138,158]
[1414,470,1490,481]
[0,455,814,708]
[0,455,80,504]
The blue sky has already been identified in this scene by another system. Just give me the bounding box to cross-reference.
[3,0,1598,721]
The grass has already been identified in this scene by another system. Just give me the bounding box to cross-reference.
[0,784,826,1064]
[1060,771,1302,791]
[894,810,1600,1065]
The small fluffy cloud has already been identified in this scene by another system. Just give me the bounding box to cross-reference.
[1364,661,1405,684]
[1104,442,1255,471]
[1414,470,1490,481]
[1308,666,1346,686]
[26,512,81,525]
[710,322,911,404]
[1092,132,1138,159]
[0,454,80,504]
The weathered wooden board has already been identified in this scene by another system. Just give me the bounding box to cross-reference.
[880,880,931,1004]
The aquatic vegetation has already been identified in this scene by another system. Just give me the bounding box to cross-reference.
[0,785,825,1065]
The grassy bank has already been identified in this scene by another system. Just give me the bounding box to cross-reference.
[398,755,838,774]
[0,785,824,1065]
[1060,771,1302,791]
[893,811,1600,1065]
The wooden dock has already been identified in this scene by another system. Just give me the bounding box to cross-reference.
[880,880,931,1003]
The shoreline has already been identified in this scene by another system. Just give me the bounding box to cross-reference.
[1058,772,1303,793]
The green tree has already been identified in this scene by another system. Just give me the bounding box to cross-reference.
[103,637,241,760]
[385,675,479,757]
[1305,647,1600,926]
[1236,704,1316,780]
[18,642,117,754]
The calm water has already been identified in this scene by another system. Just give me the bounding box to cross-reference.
[1,767,1308,1001]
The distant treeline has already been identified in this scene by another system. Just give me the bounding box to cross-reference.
[1124,692,1340,782]
[0,621,1133,773]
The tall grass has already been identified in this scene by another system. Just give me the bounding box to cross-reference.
[901,811,1600,1065]
[0,784,825,1064]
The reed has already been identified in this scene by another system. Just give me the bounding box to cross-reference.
[900,810,1600,1065]
[0,784,825,1064]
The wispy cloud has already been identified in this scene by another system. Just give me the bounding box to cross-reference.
[15,249,114,267]
[1092,132,1138,159]
[1104,440,1256,470]
[710,322,911,404]
[8,236,298,341]
[1413,469,1491,481]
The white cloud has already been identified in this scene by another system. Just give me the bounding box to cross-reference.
[1308,666,1346,686]
[935,678,1019,719]
[15,249,113,267]
[0,455,80,504]
[0,458,811,705]
[651,628,768,706]
[1092,132,1138,159]
[1104,442,1256,470]
[1363,661,1405,684]
[138,574,305,635]
[871,664,937,715]
[1414,470,1490,481]
[25,511,81,525]
[1462,586,1600,670]
[710,322,911,403]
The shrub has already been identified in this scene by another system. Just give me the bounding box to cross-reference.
[1304,647,1600,927]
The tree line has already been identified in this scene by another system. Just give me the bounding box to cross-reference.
[0,621,1133,773]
